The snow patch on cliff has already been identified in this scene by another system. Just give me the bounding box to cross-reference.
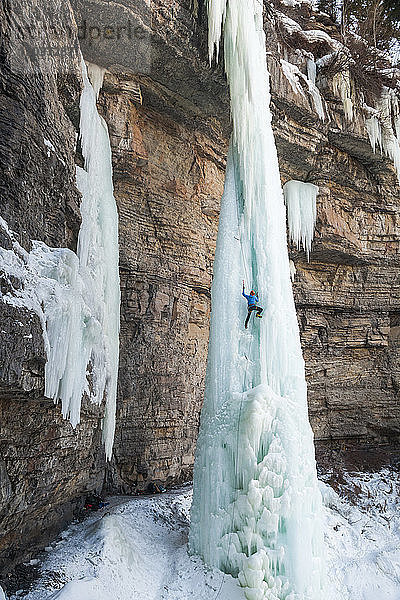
[275,11,343,52]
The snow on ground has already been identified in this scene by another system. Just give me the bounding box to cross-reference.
[13,486,243,600]
[6,471,400,600]
[321,469,400,600]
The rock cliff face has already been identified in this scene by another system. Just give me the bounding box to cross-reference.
[91,0,400,487]
[0,0,105,574]
[0,0,399,578]
[99,69,226,490]
[71,0,230,490]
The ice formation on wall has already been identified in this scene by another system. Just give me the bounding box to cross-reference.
[324,55,400,184]
[364,88,400,185]
[332,70,353,121]
[365,113,382,153]
[0,60,120,459]
[189,2,326,600]
[306,57,317,85]
[281,59,325,120]
[75,60,120,459]
[86,62,106,100]
[289,259,297,281]
[284,180,318,259]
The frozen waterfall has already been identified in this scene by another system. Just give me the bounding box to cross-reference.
[75,60,120,459]
[0,60,120,459]
[43,60,120,459]
[189,2,326,599]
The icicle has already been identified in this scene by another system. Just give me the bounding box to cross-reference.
[378,88,400,185]
[365,115,382,153]
[332,70,353,121]
[391,91,400,140]
[190,1,326,599]
[307,57,317,85]
[207,0,227,63]
[289,260,296,282]
[86,62,107,100]
[365,87,400,185]
[284,180,318,259]
[281,59,325,121]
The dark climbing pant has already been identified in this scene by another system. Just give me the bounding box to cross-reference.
[245,305,263,328]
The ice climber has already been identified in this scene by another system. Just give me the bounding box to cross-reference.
[242,281,263,328]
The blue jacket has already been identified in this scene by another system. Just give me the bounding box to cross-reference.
[242,289,259,307]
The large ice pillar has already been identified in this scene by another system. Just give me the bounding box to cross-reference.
[189,2,326,599]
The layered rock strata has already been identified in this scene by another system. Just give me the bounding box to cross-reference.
[0,0,399,579]
[99,70,227,490]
